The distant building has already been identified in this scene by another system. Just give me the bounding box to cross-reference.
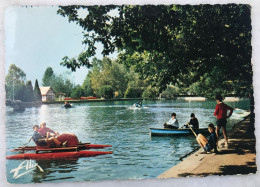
[39,87,55,101]
[56,92,66,101]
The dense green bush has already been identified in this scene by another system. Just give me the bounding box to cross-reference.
[124,87,143,98]
[142,86,159,99]
[160,85,180,98]
[99,85,113,98]
[71,86,85,98]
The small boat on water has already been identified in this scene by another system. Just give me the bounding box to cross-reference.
[64,103,72,108]
[7,133,112,160]
[64,101,73,108]
[129,105,148,110]
[13,105,25,112]
[149,127,209,136]
[129,102,148,110]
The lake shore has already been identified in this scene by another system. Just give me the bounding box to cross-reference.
[40,96,245,104]
[158,116,256,178]
[6,96,246,108]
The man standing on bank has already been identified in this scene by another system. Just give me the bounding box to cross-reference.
[214,94,233,148]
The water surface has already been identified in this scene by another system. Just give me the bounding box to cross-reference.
[5,99,250,183]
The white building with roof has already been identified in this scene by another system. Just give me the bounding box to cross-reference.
[39,87,55,101]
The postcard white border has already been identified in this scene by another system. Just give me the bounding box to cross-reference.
[0,0,259,187]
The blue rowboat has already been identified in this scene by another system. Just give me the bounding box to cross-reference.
[149,127,209,136]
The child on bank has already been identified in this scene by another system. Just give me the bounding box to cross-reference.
[214,94,233,148]
[196,123,218,154]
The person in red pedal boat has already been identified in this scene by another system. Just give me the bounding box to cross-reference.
[29,125,65,147]
[38,122,59,138]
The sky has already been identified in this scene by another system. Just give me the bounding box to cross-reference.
[4,6,109,86]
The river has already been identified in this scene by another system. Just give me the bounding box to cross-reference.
[5,99,250,183]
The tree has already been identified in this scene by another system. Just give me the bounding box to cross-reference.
[142,85,159,99]
[5,64,26,84]
[102,58,129,96]
[58,5,252,97]
[124,67,146,98]
[23,81,34,102]
[63,79,75,97]
[34,79,42,101]
[88,57,129,97]
[5,64,26,100]
[41,68,75,97]
[187,82,200,96]
[124,87,142,98]
[99,85,113,98]
[85,57,103,96]
[42,67,55,86]
[161,85,180,99]
[82,74,93,96]
[71,85,85,98]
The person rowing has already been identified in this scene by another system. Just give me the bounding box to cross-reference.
[64,101,72,108]
[164,112,179,129]
[183,113,199,129]
[133,101,143,108]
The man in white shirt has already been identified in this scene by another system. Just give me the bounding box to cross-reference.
[164,112,179,129]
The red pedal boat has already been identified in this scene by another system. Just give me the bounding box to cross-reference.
[7,133,112,160]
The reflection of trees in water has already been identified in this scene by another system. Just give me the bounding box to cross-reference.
[31,159,79,183]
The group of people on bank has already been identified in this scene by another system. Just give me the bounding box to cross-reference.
[28,122,67,147]
[164,94,233,154]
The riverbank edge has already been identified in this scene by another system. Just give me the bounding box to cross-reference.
[7,98,141,107]
[13,96,247,107]
[157,116,256,178]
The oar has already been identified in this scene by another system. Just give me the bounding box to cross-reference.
[20,142,30,151]
[19,139,32,152]
[187,123,198,138]
[23,142,29,147]
[7,141,29,152]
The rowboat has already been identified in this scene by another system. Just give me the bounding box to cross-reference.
[129,104,148,110]
[7,133,112,160]
[64,104,72,108]
[149,127,209,136]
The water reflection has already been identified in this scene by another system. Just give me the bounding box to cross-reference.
[32,159,79,183]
